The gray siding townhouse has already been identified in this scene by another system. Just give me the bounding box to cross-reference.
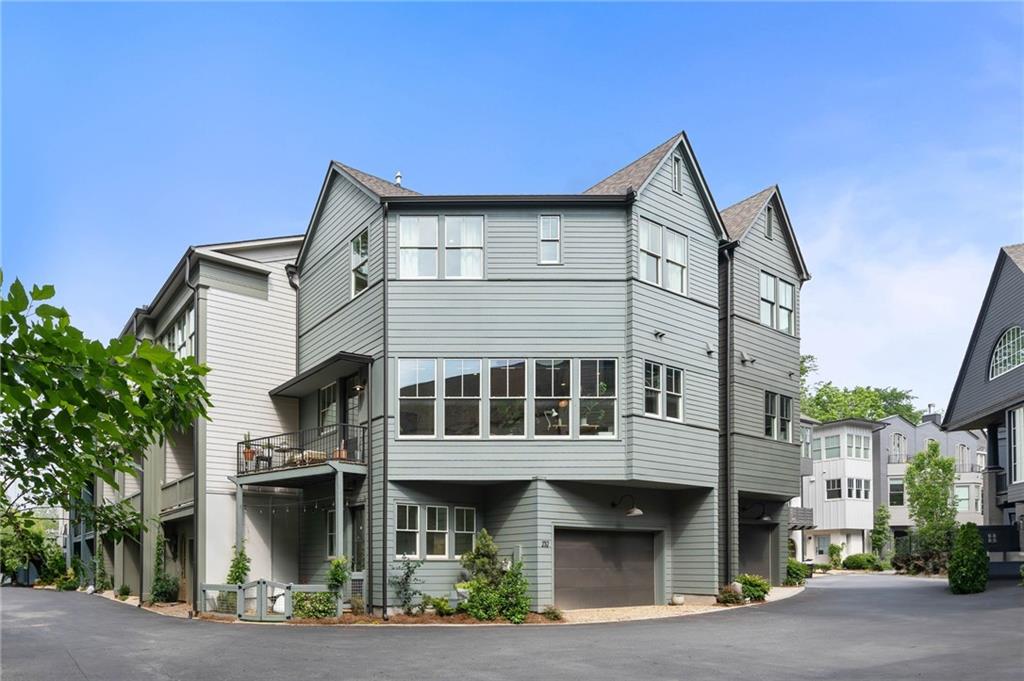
[228,131,809,613]
[943,243,1024,567]
[719,187,811,583]
[77,236,303,605]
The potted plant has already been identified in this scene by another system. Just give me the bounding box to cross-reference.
[242,432,255,462]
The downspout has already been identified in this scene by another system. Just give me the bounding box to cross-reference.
[381,200,390,620]
[133,311,145,607]
[722,244,736,583]
[184,251,201,617]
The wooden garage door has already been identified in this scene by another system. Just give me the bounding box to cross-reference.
[554,529,655,609]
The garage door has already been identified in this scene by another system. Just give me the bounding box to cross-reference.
[738,524,775,581]
[554,529,655,609]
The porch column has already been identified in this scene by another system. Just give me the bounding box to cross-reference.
[334,470,345,560]
[234,479,245,552]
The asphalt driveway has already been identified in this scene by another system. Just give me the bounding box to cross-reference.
[2,575,1022,681]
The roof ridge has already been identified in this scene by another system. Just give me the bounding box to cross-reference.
[719,185,776,240]
[333,161,421,197]
[582,133,682,195]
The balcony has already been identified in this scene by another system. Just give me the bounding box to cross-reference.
[788,506,815,531]
[954,463,983,474]
[237,424,367,476]
[888,453,909,464]
[160,473,195,515]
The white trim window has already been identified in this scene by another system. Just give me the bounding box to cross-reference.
[159,306,195,360]
[326,508,336,557]
[489,359,526,437]
[350,229,369,297]
[425,506,449,559]
[644,361,662,417]
[764,391,778,438]
[444,216,483,279]
[990,326,1024,379]
[760,272,776,327]
[826,478,841,500]
[672,155,684,194]
[759,272,796,335]
[398,359,436,437]
[811,437,822,460]
[777,280,795,335]
[454,507,476,556]
[1009,405,1023,484]
[891,432,907,459]
[395,504,419,558]
[955,484,970,513]
[824,435,841,459]
[665,366,683,421]
[443,359,481,437]
[665,230,688,295]
[778,395,792,442]
[539,215,561,265]
[765,204,774,240]
[639,219,661,285]
[847,478,870,500]
[399,215,438,279]
[579,359,617,437]
[318,382,338,429]
[889,478,904,506]
[956,443,971,470]
[534,359,571,437]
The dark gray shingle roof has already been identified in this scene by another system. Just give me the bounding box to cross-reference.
[720,186,776,241]
[334,162,420,197]
[582,134,681,195]
[1003,243,1024,271]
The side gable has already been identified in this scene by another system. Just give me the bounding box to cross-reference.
[721,186,810,282]
[944,247,1024,430]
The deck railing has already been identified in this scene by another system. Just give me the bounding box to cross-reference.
[160,473,195,512]
[237,424,367,475]
[200,576,365,620]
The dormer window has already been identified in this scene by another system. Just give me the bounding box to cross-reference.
[990,326,1024,379]
[765,205,774,240]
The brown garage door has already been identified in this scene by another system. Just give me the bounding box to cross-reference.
[738,523,775,581]
[554,529,656,609]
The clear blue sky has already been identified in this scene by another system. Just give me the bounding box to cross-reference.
[3,2,1022,409]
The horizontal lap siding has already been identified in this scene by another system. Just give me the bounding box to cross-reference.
[485,482,539,606]
[731,434,799,497]
[669,487,718,595]
[629,418,718,487]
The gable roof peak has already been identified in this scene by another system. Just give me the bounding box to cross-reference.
[720,185,777,240]
[332,160,420,198]
[1002,242,1024,271]
[583,132,683,196]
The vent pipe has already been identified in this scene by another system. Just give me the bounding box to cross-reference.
[394,171,402,186]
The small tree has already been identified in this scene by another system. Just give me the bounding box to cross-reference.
[226,542,251,584]
[870,505,891,556]
[389,559,423,614]
[948,523,989,594]
[828,543,843,569]
[459,529,503,587]
[905,441,957,561]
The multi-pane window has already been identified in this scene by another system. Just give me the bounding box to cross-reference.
[399,359,436,436]
[443,360,481,436]
[760,272,776,327]
[802,427,813,458]
[826,479,841,500]
[889,478,905,506]
[395,504,419,557]
[664,231,688,295]
[350,229,369,296]
[955,485,970,513]
[444,216,484,279]
[765,205,774,240]
[764,392,778,438]
[535,359,571,437]
[990,326,1024,379]
[579,359,616,437]
[326,509,336,557]
[665,367,683,421]
[778,396,792,442]
[824,435,841,459]
[644,361,662,416]
[778,281,795,334]
[847,434,870,459]
[847,478,870,500]
[672,155,683,194]
[1009,406,1023,484]
[639,219,661,285]
[764,392,792,441]
[812,437,822,460]
[425,506,448,558]
[454,507,476,556]
[891,432,907,459]
[399,216,438,279]
[759,272,796,335]
[319,383,338,429]
[159,307,195,359]
[539,216,561,264]
[489,359,526,437]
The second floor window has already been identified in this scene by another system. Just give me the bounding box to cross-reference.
[760,272,796,334]
[802,426,813,458]
[535,359,571,437]
[778,281,795,334]
[644,361,662,416]
[847,478,870,500]
[489,359,526,437]
[159,306,195,360]
[539,216,561,264]
[955,485,970,512]
[318,383,337,429]
[779,395,792,442]
[812,437,822,460]
[351,229,368,296]
[399,359,436,437]
[889,478,904,506]
[579,359,616,437]
[639,219,661,285]
[1009,405,1023,484]
[764,392,777,438]
[824,435,841,459]
[826,478,841,500]
[399,216,438,279]
[760,272,776,326]
[764,392,791,441]
[891,432,907,458]
[443,359,481,437]
[444,216,483,279]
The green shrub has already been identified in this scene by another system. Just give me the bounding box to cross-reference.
[389,559,423,615]
[716,585,745,605]
[812,563,830,573]
[326,557,350,594]
[879,558,893,571]
[55,568,78,591]
[828,543,843,569]
[497,561,531,624]
[225,542,251,585]
[842,553,880,571]
[784,558,809,586]
[117,583,131,599]
[419,595,455,616]
[293,592,337,619]
[459,529,503,587]
[349,595,365,615]
[542,605,563,621]
[151,530,179,603]
[1019,564,1023,587]
[462,578,502,621]
[948,523,989,595]
[736,574,771,602]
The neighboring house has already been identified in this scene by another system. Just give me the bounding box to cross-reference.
[873,412,985,536]
[802,419,881,563]
[719,186,811,581]
[74,236,303,605]
[788,416,818,562]
[943,243,1024,570]
[227,131,808,613]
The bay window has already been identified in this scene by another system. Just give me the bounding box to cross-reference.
[644,361,662,417]
[579,359,616,437]
[955,485,970,512]
[826,479,841,500]
[825,435,841,459]
[399,359,436,436]
[489,359,526,437]
[535,359,571,437]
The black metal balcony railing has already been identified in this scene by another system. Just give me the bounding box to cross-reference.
[237,424,367,475]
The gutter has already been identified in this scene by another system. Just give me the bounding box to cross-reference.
[381,194,631,207]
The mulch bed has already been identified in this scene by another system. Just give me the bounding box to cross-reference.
[198,611,558,625]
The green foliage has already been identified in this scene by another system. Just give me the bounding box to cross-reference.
[497,561,531,624]
[326,556,350,594]
[542,605,563,621]
[389,559,423,615]
[736,574,771,602]
[948,523,989,594]
[151,530,178,603]
[462,578,503,621]
[1019,564,1023,587]
[787,537,796,559]
[842,553,880,570]
[225,542,251,585]
[716,584,745,605]
[459,529,503,587]
[799,354,818,404]
[55,568,78,590]
[94,554,112,592]
[0,275,212,543]
[870,505,892,556]
[293,592,336,619]
[828,543,844,569]
[419,595,455,616]
[801,379,921,425]
[784,558,809,586]
[0,514,63,583]
[117,583,131,598]
[905,442,958,560]
[349,595,365,615]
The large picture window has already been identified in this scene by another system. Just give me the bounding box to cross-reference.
[644,361,662,417]
[399,359,436,436]
[395,504,419,558]
[535,359,571,437]
[990,326,1024,379]
[350,229,369,296]
[444,216,483,279]
[425,506,448,558]
[399,216,438,279]
[443,359,481,436]
[579,359,616,437]
[489,359,526,437]
[639,219,661,285]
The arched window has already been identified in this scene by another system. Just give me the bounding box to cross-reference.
[990,326,1024,379]
[891,432,907,460]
